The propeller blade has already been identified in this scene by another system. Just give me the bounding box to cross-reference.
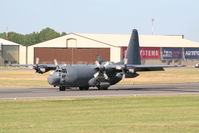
[104,62,109,67]
[94,72,99,78]
[36,57,39,64]
[95,61,100,67]
[122,73,125,80]
[103,73,109,80]
[94,60,110,80]
[54,59,58,66]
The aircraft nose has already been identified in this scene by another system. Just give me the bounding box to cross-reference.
[60,75,71,85]
[48,75,60,85]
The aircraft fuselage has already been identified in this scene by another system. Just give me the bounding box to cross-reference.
[48,64,123,89]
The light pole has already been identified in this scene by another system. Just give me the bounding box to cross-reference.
[151,18,154,35]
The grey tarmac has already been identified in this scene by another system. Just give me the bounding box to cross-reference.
[0,82,199,100]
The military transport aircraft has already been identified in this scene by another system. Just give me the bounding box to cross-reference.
[11,29,184,91]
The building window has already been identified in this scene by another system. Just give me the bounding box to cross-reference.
[66,38,77,48]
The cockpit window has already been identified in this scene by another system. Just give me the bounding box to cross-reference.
[55,68,67,73]
[62,69,67,73]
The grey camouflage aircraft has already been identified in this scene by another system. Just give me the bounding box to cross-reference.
[11,29,184,91]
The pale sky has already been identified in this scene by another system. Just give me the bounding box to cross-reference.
[1,0,199,42]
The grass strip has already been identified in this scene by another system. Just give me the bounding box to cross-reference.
[0,95,199,133]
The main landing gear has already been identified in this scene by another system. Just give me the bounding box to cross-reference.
[58,85,109,91]
[59,86,66,91]
[59,86,89,91]
[97,86,108,90]
[79,86,89,90]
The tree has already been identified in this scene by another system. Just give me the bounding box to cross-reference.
[61,32,67,36]
[0,27,63,46]
[38,27,60,42]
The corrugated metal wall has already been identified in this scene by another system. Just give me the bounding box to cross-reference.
[34,47,110,64]
[1,45,19,65]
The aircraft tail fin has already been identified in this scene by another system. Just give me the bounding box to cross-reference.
[125,29,141,65]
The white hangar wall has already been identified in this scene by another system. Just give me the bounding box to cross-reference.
[0,38,26,65]
[27,33,121,64]
[26,32,199,66]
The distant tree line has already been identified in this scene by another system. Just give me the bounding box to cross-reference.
[0,27,67,46]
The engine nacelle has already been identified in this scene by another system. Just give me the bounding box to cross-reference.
[39,68,46,73]
[98,82,110,89]
[116,73,123,79]
[88,78,110,89]
[125,72,139,78]
[128,69,135,73]
[88,78,98,86]
[35,66,50,74]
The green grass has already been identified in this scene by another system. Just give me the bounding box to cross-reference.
[0,80,49,87]
[121,68,199,84]
[0,95,199,133]
[0,70,50,87]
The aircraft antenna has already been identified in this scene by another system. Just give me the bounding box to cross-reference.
[151,18,154,35]
[6,26,9,40]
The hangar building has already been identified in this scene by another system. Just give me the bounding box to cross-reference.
[0,38,26,65]
[26,33,199,66]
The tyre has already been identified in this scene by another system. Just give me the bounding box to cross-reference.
[97,86,108,90]
[79,87,89,90]
[59,86,66,91]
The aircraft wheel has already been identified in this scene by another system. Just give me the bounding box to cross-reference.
[79,87,89,90]
[97,86,108,90]
[59,86,66,91]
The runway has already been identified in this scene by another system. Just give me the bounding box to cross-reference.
[0,83,199,100]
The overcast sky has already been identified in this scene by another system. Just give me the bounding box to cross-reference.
[1,0,199,42]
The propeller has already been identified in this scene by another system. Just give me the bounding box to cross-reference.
[33,57,47,74]
[36,57,39,64]
[33,57,40,73]
[122,58,128,80]
[122,58,137,79]
[32,57,40,78]
[115,58,127,80]
[94,61,109,80]
[54,59,58,66]
[32,58,58,76]
[53,59,60,70]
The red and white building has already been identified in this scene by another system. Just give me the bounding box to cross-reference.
[25,32,199,66]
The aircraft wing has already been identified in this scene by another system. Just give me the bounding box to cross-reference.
[107,64,185,72]
[9,64,57,73]
[126,64,185,71]
[10,64,57,68]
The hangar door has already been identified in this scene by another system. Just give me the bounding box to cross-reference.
[34,48,110,64]
[2,45,19,64]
